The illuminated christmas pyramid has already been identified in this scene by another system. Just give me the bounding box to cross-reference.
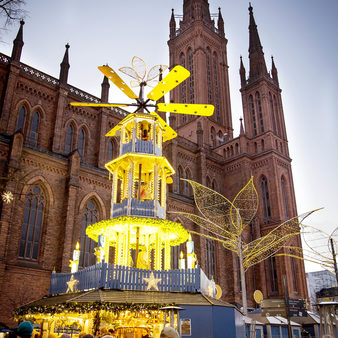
[71,57,214,273]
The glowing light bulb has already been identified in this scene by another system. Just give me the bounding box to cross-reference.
[76,242,80,250]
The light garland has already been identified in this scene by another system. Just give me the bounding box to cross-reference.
[14,301,175,318]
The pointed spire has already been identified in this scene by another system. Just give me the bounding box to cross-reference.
[240,117,245,136]
[170,9,176,39]
[248,4,268,81]
[11,20,24,62]
[217,7,224,37]
[271,56,279,86]
[240,56,246,88]
[101,75,110,102]
[59,44,70,85]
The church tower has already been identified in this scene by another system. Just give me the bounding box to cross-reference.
[238,4,308,304]
[168,0,233,146]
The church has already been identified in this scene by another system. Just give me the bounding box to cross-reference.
[0,0,307,325]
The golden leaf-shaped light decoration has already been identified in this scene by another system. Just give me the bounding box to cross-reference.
[132,56,146,80]
[181,179,240,234]
[173,178,318,270]
[231,177,258,232]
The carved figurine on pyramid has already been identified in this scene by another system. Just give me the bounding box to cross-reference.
[71,57,214,271]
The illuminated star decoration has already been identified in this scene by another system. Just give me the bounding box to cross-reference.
[2,191,13,204]
[143,272,161,291]
[66,275,79,293]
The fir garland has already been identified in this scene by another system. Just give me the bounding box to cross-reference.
[14,301,175,317]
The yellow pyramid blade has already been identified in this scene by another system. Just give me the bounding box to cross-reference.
[98,65,138,99]
[147,65,190,101]
[70,102,127,107]
[157,103,214,116]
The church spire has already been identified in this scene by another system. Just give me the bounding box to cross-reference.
[217,7,224,37]
[101,75,110,102]
[248,3,268,81]
[271,56,279,86]
[240,56,246,88]
[59,44,70,85]
[170,9,176,39]
[11,20,24,62]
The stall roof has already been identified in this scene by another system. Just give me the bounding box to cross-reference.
[248,313,300,326]
[18,290,236,311]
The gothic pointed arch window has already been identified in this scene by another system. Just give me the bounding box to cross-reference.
[177,166,184,194]
[65,124,73,154]
[281,176,289,219]
[211,126,216,147]
[79,200,98,267]
[268,256,279,295]
[180,52,187,124]
[78,128,86,159]
[206,238,216,280]
[248,95,257,136]
[260,176,271,219]
[206,48,212,104]
[187,48,194,104]
[217,131,223,145]
[213,52,220,123]
[212,179,217,191]
[108,139,114,161]
[273,95,281,136]
[16,106,26,131]
[19,186,45,261]
[184,168,192,196]
[29,111,39,146]
[255,92,264,133]
[269,92,277,133]
[206,176,211,188]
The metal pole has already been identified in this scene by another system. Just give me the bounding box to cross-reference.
[330,238,338,284]
[238,237,248,315]
[283,275,292,338]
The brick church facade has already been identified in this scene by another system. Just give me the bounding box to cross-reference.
[0,0,307,324]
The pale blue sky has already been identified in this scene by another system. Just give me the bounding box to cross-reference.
[0,0,337,271]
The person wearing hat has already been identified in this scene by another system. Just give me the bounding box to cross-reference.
[160,327,179,338]
[17,322,34,338]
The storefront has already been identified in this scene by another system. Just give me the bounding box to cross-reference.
[15,289,245,338]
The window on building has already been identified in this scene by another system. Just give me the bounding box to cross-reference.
[273,95,281,136]
[269,92,277,133]
[281,176,289,219]
[108,140,114,160]
[256,92,264,133]
[261,176,271,219]
[79,200,98,267]
[65,124,73,154]
[177,166,184,194]
[290,250,299,293]
[184,168,192,196]
[188,48,194,104]
[211,127,216,147]
[268,256,279,295]
[206,48,212,104]
[78,128,85,158]
[213,52,220,123]
[29,112,39,146]
[206,176,211,188]
[261,139,265,151]
[206,238,216,280]
[180,52,187,125]
[212,179,217,191]
[249,95,257,136]
[16,106,26,131]
[19,186,45,261]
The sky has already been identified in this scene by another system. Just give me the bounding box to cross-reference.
[0,0,337,272]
